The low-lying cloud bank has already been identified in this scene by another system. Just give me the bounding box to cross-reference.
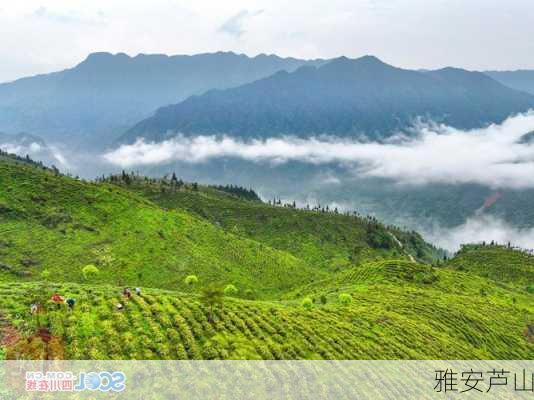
[104,111,534,189]
[0,141,70,168]
[424,215,534,252]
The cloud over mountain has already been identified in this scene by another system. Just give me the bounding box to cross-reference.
[121,56,534,143]
[425,215,534,252]
[218,9,264,38]
[105,111,534,189]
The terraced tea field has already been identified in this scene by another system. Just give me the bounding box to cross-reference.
[1,260,532,360]
[446,244,534,287]
[0,154,532,360]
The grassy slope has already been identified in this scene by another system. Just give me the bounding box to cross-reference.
[1,269,531,359]
[0,158,532,360]
[0,159,322,298]
[445,244,534,287]
[117,178,441,270]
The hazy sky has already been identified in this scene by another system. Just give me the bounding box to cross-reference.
[1,0,533,82]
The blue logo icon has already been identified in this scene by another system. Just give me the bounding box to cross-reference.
[74,371,126,392]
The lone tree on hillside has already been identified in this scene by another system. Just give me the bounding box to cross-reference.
[338,293,352,305]
[82,264,100,282]
[121,170,131,185]
[201,285,224,322]
[301,297,313,310]
[184,275,199,287]
[223,284,238,297]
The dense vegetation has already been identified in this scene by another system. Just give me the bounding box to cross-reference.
[1,258,531,360]
[0,157,532,360]
[101,172,442,268]
[0,159,320,298]
[445,244,534,287]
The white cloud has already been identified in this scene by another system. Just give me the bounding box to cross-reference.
[424,215,534,252]
[31,6,106,26]
[218,9,264,38]
[0,141,70,169]
[104,111,534,189]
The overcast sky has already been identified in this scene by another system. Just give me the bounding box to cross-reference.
[1,0,533,83]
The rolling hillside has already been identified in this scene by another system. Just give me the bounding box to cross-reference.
[0,156,322,298]
[1,258,531,360]
[122,56,534,142]
[0,155,532,360]
[445,244,534,286]
[103,174,441,267]
[0,154,438,296]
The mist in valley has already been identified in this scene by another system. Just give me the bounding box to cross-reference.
[3,112,534,252]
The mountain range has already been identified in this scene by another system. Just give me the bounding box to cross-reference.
[485,70,534,95]
[0,52,322,146]
[1,52,534,148]
[2,52,534,239]
[122,55,534,142]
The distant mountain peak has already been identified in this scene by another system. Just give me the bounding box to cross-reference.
[83,51,129,61]
[317,55,396,77]
[0,51,319,146]
[121,54,534,143]
[356,55,386,64]
[325,55,392,69]
[77,52,131,69]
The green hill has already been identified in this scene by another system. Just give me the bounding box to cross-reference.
[104,174,441,270]
[445,244,534,287]
[0,157,532,360]
[0,157,322,298]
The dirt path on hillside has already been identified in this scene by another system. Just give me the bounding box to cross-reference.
[388,233,416,262]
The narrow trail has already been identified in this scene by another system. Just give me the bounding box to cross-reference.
[388,233,416,263]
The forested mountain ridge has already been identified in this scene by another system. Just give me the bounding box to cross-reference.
[0,52,322,146]
[122,56,534,143]
[485,70,534,95]
[102,172,442,267]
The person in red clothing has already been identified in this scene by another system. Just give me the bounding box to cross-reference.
[51,294,64,309]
